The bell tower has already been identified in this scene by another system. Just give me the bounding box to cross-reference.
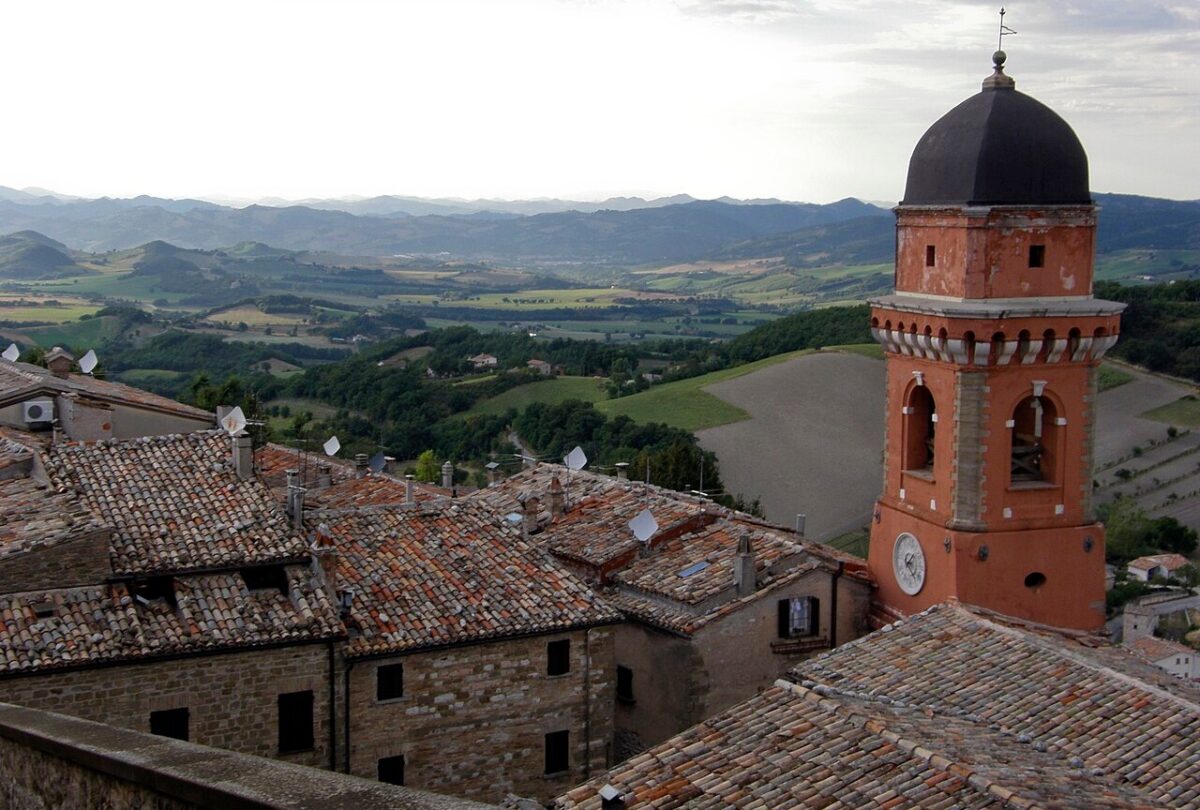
[867,51,1123,631]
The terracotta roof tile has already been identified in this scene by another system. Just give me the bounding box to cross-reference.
[46,431,308,575]
[0,565,341,673]
[313,502,621,657]
[1128,635,1197,665]
[1127,554,1191,573]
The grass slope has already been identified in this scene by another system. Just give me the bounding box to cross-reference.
[467,376,606,416]
[595,349,815,431]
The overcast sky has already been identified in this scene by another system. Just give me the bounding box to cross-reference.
[1,0,1195,204]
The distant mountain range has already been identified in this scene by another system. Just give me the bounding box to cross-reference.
[0,185,1195,266]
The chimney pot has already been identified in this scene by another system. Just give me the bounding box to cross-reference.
[316,462,332,488]
[549,476,565,516]
[520,492,540,537]
[354,453,368,479]
[615,462,629,481]
[232,432,254,481]
[312,521,337,595]
[795,514,807,537]
[45,347,74,379]
[441,460,454,489]
[285,468,305,529]
[405,474,415,504]
[733,532,756,597]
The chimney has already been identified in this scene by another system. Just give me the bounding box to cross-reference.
[405,474,415,504]
[615,462,629,481]
[795,513,807,537]
[232,432,254,481]
[45,347,74,379]
[285,468,306,530]
[548,476,565,516]
[733,533,756,597]
[442,460,454,489]
[311,521,337,596]
[354,454,368,479]
[315,462,332,488]
[486,461,499,487]
[519,492,540,538]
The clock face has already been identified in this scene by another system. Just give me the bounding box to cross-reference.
[892,532,926,596]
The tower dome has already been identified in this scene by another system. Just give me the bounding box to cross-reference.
[901,53,1090,206]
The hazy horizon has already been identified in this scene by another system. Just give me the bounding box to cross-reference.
[1,1,1196,204]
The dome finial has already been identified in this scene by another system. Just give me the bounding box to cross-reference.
[984,8,1017,90]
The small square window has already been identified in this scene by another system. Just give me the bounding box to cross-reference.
[149,707,189,741]
[547,639,570,676]
[777,597,819,639]
[378,754,405,785]
[616,665,634,703]
[278,691,314,753]
[1029,244,1046,268]
[545,729,569,775]
[925,245,936,267]
[377,663,404,701]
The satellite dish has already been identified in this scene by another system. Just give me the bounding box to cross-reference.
[564,446,588,471]
[79,349,98,375]
[2,343,18,363]
[323,436,341,457]
[220,406,247,435]
[368,452,386,474]
[629,508,659,543]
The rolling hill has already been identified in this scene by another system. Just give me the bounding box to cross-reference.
[0,231,88,279]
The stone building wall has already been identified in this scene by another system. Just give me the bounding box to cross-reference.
[0,643,336,770]
[0,530,112,592]
[347,627,614,804]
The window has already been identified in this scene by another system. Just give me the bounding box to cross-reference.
[547,639,570,676]
[925,245,936,267]
[902,386,936,473]
[377,663,404,701]
[616,665,634,703]
[1029,244,1045,268]
[378,754,405,786]
[778,597,819,639]
[278,691,314,753]
[1010,395,1058,484]
[241,565,289,595]
[149,708,189,741]
[545,730,569,775]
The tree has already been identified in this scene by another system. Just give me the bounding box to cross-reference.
[415,450,441,483]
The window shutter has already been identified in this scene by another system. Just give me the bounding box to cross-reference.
[778,599,790,638]
[808,597,820,636]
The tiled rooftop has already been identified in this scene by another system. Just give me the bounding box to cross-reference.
[0,357,212,421]
[312,501,622,657]
[255,442,448,509]
[559,602,1193,808]
[1128,635,1197,665]
[0,565,341,673]
[1127,553,1191,572]
[0,435,105,561]
[46,431,308,575]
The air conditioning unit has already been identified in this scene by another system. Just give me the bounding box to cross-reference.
[22,399,54,424]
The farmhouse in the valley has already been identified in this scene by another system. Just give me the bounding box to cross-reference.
[1126,552,1191,582]
[527,358,553,375]
[469,465,873,755]
[469,353,498,370]
[0,347,213,441]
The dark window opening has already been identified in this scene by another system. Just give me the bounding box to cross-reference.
[1011,395,1059,484]
[925,245,936,267]
[616,665,634,703]
[149,707,189,741]
[241,565,289,595]
[777,596,819,639]
[1029,244,1046,268]
[377,663,404,701]
[278,691,314,753]
[131,576,177,609]
[30,601,56,619]
[902,386,936,473]
[547,639,570,676]
[545,729,570,775]
[1025,572,1047,588]
[378,754,405,785]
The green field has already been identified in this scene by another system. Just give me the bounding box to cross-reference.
[1095,249,1200,283]
[1142,395,1200,427]
[1097,363,1135,392]
[594,349,815,431]
[117,368,185,385]
[17,315,124,348]
[467,376,606,416]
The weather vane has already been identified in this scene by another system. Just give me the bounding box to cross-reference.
[997,8,1017,51]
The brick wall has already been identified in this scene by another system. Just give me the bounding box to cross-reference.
[0,530,111,593]
[0,643,335,770]
[347,627,614,804]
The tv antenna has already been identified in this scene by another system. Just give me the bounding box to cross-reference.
[78,349,98,375]
[997,7,1016,51]
[220,406,248,435]
[629,508,659,544]
[2,343,18,363]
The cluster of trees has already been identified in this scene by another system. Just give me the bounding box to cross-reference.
[1099,496,1199,563]
[1096,280,1200,381]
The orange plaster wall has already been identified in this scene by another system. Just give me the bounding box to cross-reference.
[894,207,1096,300]
[880,358,957,524]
